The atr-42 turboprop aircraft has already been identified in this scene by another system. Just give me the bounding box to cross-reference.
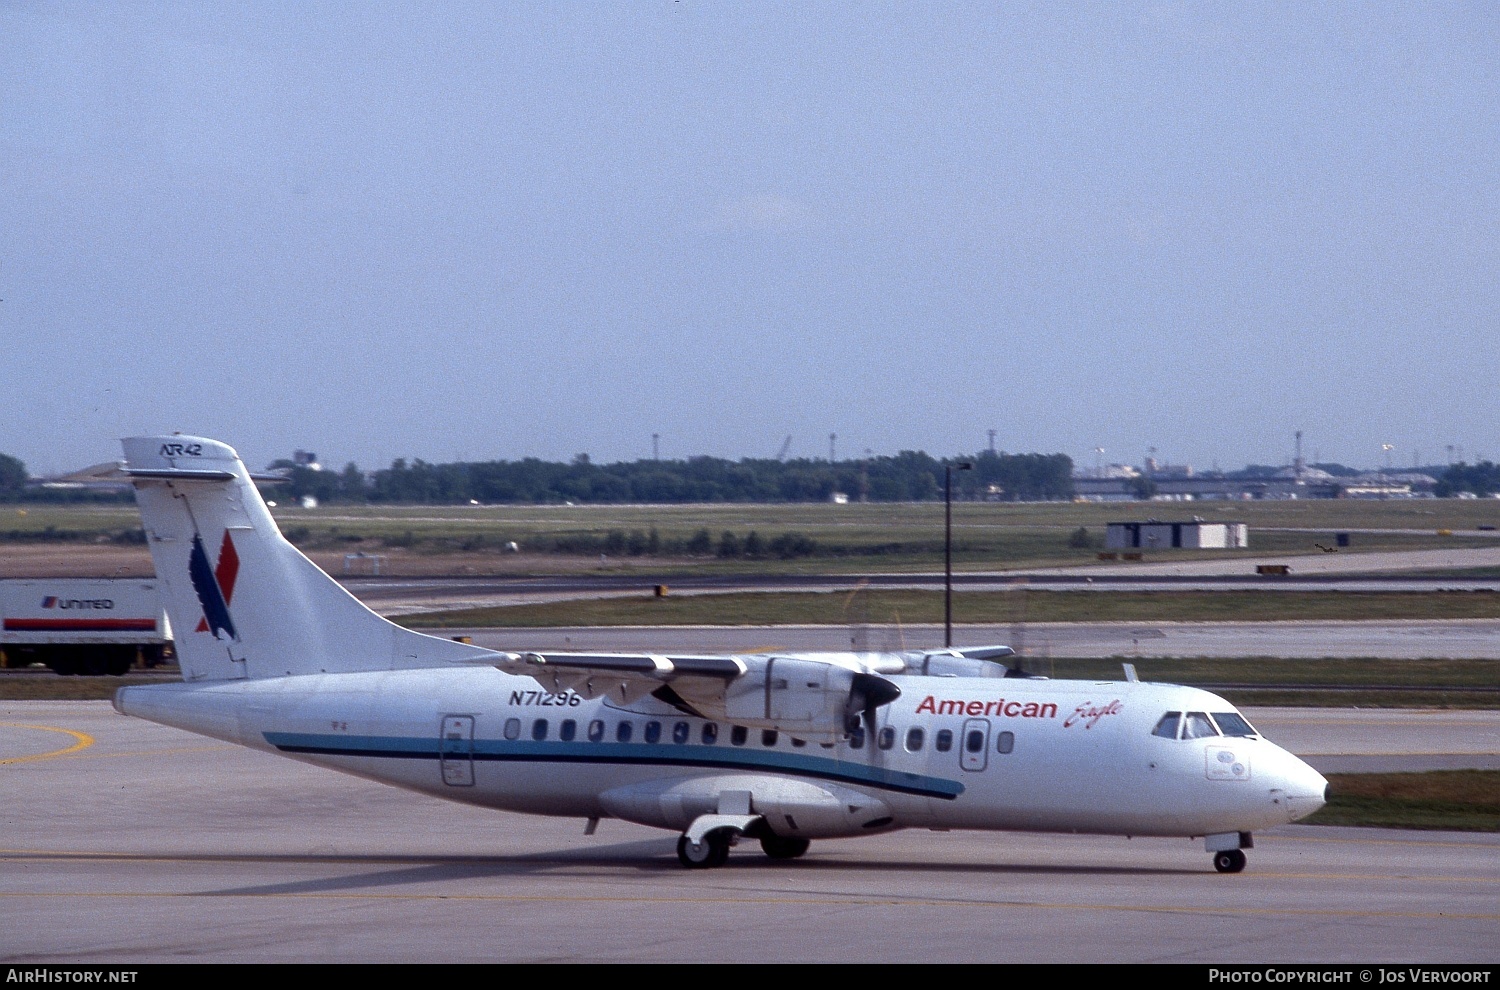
[111,436,1327,871]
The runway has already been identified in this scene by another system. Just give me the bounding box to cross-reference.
[2,701,1497,963]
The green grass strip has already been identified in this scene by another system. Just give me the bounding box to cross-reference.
[1304,770,1500,831]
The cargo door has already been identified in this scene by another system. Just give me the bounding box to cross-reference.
[439,715,475,787]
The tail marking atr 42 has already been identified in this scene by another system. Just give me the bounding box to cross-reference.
[111,435,1328,872]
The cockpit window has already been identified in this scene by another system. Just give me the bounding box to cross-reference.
[1211,712,1258,737]
[1182,712,1219,739]
[1152,712,1182,739]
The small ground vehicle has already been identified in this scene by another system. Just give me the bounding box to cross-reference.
[0,578,171,675]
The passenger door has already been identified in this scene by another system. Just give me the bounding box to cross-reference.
[960,718,990,772]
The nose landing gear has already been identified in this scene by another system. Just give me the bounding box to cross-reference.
[1206,831,1252,873]
[1213,849,1247,873]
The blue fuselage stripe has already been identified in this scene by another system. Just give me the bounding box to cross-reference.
[262,732,964,799]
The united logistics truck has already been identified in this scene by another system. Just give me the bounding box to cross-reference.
[0,578,171,675]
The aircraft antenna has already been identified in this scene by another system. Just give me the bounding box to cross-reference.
[1008,577,1028,676]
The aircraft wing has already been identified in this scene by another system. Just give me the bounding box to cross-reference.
[494,650,900,742]
[496,651,745,705]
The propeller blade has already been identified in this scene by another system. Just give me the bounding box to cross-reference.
[846,672,900,751]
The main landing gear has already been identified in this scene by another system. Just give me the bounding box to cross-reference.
[675,823,812,868]
[677,829,733,869]
[759,835,811,860]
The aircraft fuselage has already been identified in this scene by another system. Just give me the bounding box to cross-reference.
[115,666,1327,842]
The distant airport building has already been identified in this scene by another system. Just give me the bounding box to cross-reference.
[1106,520,1249,550]
[1074,471,1438,501]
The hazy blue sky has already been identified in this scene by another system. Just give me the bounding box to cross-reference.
[4,2,1497,477]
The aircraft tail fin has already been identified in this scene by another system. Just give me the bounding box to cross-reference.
[122,435,493,681]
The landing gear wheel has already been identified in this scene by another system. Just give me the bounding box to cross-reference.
[760,835,811,860]
[678,830,732,869]
[1213,849,1247,873]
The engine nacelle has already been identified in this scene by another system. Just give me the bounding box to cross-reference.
[900,646,1027,679]
[721,656,853,737]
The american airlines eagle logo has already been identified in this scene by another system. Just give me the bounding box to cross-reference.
[189,530,239,640]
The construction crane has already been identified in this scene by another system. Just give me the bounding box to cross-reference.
[776,435,792,461]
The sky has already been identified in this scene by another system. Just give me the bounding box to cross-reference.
[3,2,1498,477]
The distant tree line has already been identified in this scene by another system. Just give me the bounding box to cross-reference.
[0,454,24,497]
[1435,462,1500,498]
[267,448,1077,505]
[0,452,134,504]
[8,445,1498,503]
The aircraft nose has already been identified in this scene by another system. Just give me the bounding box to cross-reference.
[1276,751,1329,822]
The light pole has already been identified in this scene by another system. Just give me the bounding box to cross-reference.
[945,461,973,647]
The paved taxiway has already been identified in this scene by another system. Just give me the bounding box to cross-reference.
[2,701,1497,963]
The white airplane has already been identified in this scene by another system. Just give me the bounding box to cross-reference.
[112,435,1327,872]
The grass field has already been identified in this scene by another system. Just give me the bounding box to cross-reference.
[1305,770,1500,830]
[5,498,1499,576]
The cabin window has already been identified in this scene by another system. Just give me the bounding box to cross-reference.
[702,723,719,745]
[503,717,521,741]
[878,727,896,751]
[848,727,865,750]
[762,729,779,747]
[560,719,577,742]
[731,725,748,746]
[997,730,1014,754]
[935,729,953,752]
[616,721,633,743]
[1211,712,1258,737]
[905,727,924,752]
[672,721,690,744]
[1152,712,1182,740]
[965,729,984,754]
[1183,712,1219,739]
[531,719,548,741]
[587,720,605,742]
[644,721,662,744]
[791,737,807,748]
